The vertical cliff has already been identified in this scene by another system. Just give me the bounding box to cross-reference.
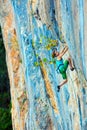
[0,0,87,130]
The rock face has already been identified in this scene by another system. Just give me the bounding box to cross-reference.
[0,0,87,130]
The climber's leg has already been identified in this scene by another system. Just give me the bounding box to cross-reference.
[57,58,74,92]
[67,57,74,71]
[57,70,68,92]
[63,60,69,70]
[57,79,68,92]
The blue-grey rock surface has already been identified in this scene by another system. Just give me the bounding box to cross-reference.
[0,0,87,130]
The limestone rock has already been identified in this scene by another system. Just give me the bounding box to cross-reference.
[0,0,87,130]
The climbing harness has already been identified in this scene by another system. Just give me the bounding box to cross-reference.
[56,64,64,73]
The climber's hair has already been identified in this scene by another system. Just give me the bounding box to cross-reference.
[52,48,57,58]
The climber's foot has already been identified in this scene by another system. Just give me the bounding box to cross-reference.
[39,17,41,20]
[70,67,75,71]
[57,85,60,92]
[68,57,75,71]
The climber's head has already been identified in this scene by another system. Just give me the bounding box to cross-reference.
[52,49,59,58]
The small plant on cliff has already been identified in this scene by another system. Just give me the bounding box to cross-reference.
[34,58,56,67]
[32,35,58,51]
[34,61,39,67]
[45,39,58,50]
[39,35,58,50]
[32,35,57,67]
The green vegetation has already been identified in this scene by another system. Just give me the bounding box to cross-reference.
[32,35,57,67]
[45,39,58,50]
[43,58,48,63]
[0,93,11,108]
[32,35,58,50]
[39,35,58,50]
[0,29,9,93]
[0,27,12,130]
[34,61,40,67]
[0,106,12,130]
[34,58,56,67]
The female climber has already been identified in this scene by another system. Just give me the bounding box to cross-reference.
[52,46,74,92]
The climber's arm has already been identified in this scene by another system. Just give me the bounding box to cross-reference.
[59,46,68,57]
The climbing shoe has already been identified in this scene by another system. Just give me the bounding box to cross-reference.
[57,85,60,92]
[70,67,75,71]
